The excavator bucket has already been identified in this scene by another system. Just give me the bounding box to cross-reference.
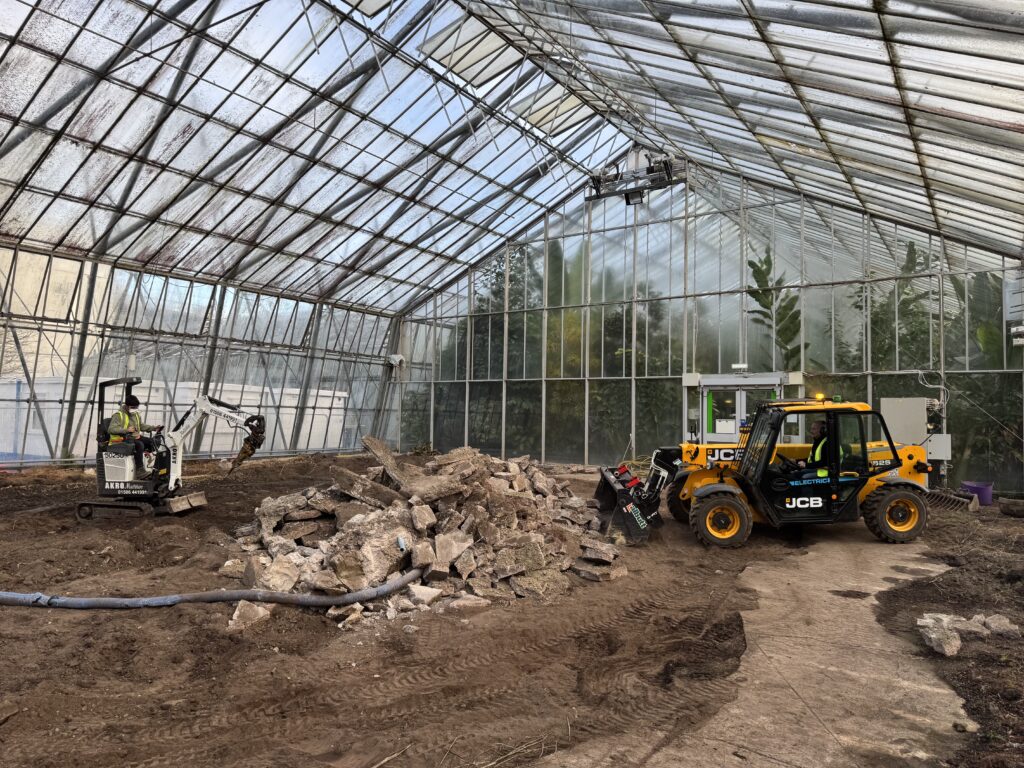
[164,492,208,514]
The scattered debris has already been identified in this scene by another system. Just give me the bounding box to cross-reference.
[917,612,1020,655]
[225,440,627,629]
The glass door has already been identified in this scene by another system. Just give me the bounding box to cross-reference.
[704,388,743,443]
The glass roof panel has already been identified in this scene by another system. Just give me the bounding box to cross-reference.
[2,0,1022,319]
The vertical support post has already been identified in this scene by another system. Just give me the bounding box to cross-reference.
[630,204,638,460]
[370,313,402,443]
[540,212,549,463]
[464,272,471,449]
[583,200,591,465]
[60,260,99,459]
[290,303,325,450]
[501,243,510,459]
[193,284,227,454]
[429,295,436,450]
[799,195,806,374]
[682,165,690,439]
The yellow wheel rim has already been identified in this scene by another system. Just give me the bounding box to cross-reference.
[706,506,741,539]
[886,499,920,532]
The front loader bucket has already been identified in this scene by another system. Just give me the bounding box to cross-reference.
[594,467,622,513]
[595,466,662,544]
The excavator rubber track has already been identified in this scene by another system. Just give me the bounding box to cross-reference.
[75,491,207,521]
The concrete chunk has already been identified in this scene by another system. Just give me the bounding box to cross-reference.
[984,614,1021,638]
[435,531,474,566]
[402,474,469,504]
[919,625,962,656]
[279,520,320,541]
[579,538,619,564]
[242,554,269,588]
[283,506,323,521]
[410,504,437,533]
[411,541,435,569]
[228,600,272,632]
[304,569,347,594]
[332,465,405,508]
[570,560,627,582]
[257,558,300,592]
[362,435,411,487]
[454,549,477,579]
[492,548,526,580]
[407,584,443,606]
[423,559,450,581]
[446,595,491,615]
[218,559,246,579]
[509,569,571,599]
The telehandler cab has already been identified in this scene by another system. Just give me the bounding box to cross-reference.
[596,398,934,548]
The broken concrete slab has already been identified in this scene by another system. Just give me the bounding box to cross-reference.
[431,446,480,467]
[303,569,347,594]
[258,558,301,592]
[298,520,337,548]
[492,548,526,580]
[579,538,619,564]
[920,625,962,657]
[326,602,362,619]
[332,465,406,508]
[357,529,413,585]
[362,435,411,488]
[402,473,469,504]
[408,584,443,606]
[279,520,321,541]
[950,615,991,639]
[218,559,246,579]
[453,549,477,579]
[509,569,571,599]
[228,600,273,632]
[410,504,437,533]
[411,541,435,569]
[283,505,323,522]
[446,595,490,615]
[434,531,473,566]
[984,614,1021,638]
[423,559,450,581]
[242,555,269,588]
[570,560,627,582]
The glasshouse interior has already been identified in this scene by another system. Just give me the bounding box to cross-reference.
[1,1,1023,767]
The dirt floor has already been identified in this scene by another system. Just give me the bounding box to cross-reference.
[0,456,1019,767]
[875,504,1024,768]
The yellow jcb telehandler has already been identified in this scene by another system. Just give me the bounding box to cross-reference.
[596,398,934,547]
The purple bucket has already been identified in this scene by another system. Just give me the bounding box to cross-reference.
[961,481,993,506]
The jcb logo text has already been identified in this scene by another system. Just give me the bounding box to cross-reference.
[785,497,824,509]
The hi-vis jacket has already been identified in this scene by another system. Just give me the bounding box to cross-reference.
[108,408,155,442]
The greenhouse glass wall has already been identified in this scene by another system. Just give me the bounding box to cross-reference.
[394,166,1024,490]
[0,245,393,461]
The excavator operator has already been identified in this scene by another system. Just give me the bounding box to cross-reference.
[108,395,163,479]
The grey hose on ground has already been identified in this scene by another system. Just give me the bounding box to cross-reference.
[0,568,423,610]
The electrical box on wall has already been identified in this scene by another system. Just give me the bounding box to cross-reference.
[926,434,952,461]
[880,397,929,445]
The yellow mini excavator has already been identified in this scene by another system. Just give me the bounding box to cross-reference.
[596,397,935,547]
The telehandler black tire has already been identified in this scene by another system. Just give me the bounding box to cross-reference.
[666,478,690,523]
[689,493,753,548]
[862,486,928,543]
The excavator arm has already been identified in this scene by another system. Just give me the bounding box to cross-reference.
[163,396,266,491]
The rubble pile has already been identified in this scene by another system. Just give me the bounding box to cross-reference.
[221,438,625,629]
